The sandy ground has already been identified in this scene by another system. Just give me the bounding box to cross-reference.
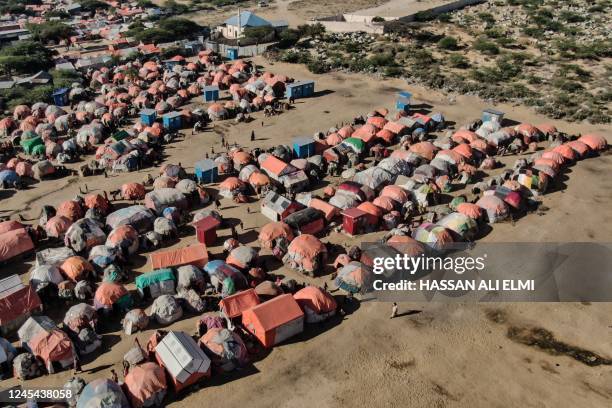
[354,0,454,17]
[2,57,612,407]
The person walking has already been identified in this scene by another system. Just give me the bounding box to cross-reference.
[390,302,398,319]
[73,355,82,374]
[250,130,255,141]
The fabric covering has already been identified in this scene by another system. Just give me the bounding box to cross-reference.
[64,218,106,252]
[151,295,183,325]
[283,234,327,273]
[28,328,73,365]
[334,261,372,293]
[76,379,130,408]
[124,362,167,408]
[199,328,248,369]
[106,205,155,233]
[293,286,337,315]
[0,228,34,262]
[258,221,294,249]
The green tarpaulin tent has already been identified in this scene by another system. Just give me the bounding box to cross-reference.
[21,136,44,155]
[342,137,365,153]
[135,268,175,290]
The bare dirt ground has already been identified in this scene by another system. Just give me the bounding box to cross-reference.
[354,0,453,17]
[2,57,612,407]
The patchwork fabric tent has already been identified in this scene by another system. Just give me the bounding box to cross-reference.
[76,379,130,408]
[334,261,372,294]
[199,328,248,371]
[123,362,168,408]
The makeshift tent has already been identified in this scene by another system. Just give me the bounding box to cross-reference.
[334,261,372,293]
[203,260,247,294]
[64,218,106,252]
[242,294,304,348]
[258,221,294,249]
[176,265,205,292]
[283,234,327,274]
[227,246,259,270]
[412,223,454,251]
[122,309,150,335]
[60,256,93,282]
[63,303,97,334]
[475,195,509,223]
[145,188,188,214]
[106,205,156,233]
[123,362,167,408]
[199,328,248,371]
[149,243,208,270]
[121,183,146,200]
[0,228,34,263]
[106,225,140,255]
[219,288,260,319]
[151,295,183,325]
[45,215,73,238]
[28,328,74,373]
[93,282,131,311]
[387,235,426,257]
[155,331,211,392]
[29,264,63,292]
[76,379,130,408]
[353,167,394,191]
[578,134,607,152]
[456,203,484,220]
[284,206,325,234]
[437,212,479,241]
[0,275,42,335]
[293,286,336,323]
[136,269,176,299]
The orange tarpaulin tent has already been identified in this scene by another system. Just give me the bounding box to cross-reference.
[242,294,304,348]
[308,198,339,222]
[0,228,34,263]
[149,243,208,270]
[219,288,260,319]
[0,282,41,327]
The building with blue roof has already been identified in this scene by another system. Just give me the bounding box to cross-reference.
[219,10,288,39]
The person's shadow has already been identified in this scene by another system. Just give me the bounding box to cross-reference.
[394,310,422,318]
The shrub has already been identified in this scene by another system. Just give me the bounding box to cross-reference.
[437,36,458,50]
[448,54,470,68]
[473,37,500,55]
[0,40,54,75]
[306,58,330,74]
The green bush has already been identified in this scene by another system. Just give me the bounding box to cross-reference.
[306,58,330,74]
[79,0,109,12]
[437,36,458,50]
[0,85,53,110]
[448,54,470,68]
[51,69,83,89]
[473,37,500,55]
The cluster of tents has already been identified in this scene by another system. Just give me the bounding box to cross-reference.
[0,51,298,189]
[0,92,608,404]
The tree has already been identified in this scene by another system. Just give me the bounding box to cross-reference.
[27,21,74,44]
[79,0,109,12]
[134,18,203,43]
[278,28,300,48]
[297,23,325,39]
[0,41,54,75]
[243,26,274,43]
[448,54,469,69]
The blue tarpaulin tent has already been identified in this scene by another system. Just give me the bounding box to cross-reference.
[195,159,219,183]
[292,136,316,158]
[140,108,156,126]
[202,85,219,102]
[162,111,182,131]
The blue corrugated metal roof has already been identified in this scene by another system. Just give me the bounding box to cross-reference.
[224,11,271,27]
